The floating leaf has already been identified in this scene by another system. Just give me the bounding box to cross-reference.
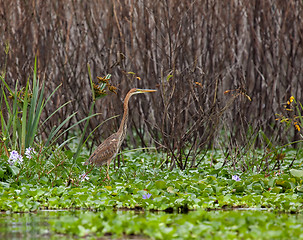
[167,186,175,193]
[296,185,303,193]
[290,169,303,178]
[155,180,166,190]
[270,187,283,194]
[233,182,244,192]
[275,180,291,189]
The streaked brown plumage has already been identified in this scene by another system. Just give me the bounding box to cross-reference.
[84,88,156,180]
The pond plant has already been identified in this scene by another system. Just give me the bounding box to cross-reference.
[1,60,303,239]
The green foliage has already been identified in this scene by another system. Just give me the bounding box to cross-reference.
[0,60,113,180]
[0,58,303,239]
[2,209,303,239]
[46,209,303,239]
[0,150,303,238]
[0,150,303,212]
[276,96,303,135]
[0,57,73,152]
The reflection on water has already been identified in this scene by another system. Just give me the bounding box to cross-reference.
[0,210,73,240]
[1,209,302,239]
[0,210,145,240]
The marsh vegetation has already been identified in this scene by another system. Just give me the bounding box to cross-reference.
[1,0,303,239]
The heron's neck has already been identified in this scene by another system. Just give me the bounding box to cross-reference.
[118,92,132,139]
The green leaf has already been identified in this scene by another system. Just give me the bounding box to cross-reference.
[166,74,173,81]
[296,185,303,193]
[155,180,166,189]
[290,169,303,178]
[233,182,244,193]
[270,187,282,193]
[21,79,29,153]
[9,165,20,176]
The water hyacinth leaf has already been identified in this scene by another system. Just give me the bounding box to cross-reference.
[290,169,303,178]
[275,180,291,190]
[0,167,5,178]
[40,176,49,185]
[149,188,160,195]
[296,185,303,193]
[270,187,283,194]
[155,180,166,189]
[175,198,185,205]
[167,186,175,193]
[78,225,91,237]
[196,181,207,190]
[9,165,19,176]
[233,182,245,193]
[252,183,263,193]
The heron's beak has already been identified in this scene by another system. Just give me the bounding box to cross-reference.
[137,89,157,93]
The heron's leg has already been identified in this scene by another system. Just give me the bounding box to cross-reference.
[101,160,111,182]
[106,161,110,180]
[102,159,111,181]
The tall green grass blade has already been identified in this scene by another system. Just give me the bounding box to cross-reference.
[26,59,39,146]
[259,130,273,149]
[27,82,45,146]
[21,79,29,154]
[57,136,77,150]
[48,112,103,148]
[73,64,95,162]
[12,81,19,150]
[296,101,303,128]
[88,64,95,101]
[82,115,118,147]
[25,57,61,147]
[0,75,13,96]
[1,75,14,148]
[41,100,71,127]
[45,111,78,147]
[26,58,47,147]
[1,77,25,151]
[1,91,11,116]
[73,102,95,162]
[0,89,10,147]
[0,58,73,152]
[43,84,62,112]
[1,95,10,147]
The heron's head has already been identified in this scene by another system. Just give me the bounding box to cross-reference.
[130,88,157,95]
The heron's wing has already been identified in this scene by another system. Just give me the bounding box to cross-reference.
[85,133,119,166]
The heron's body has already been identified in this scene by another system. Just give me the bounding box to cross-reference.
[84,88,156,180]
[87,133,120,166]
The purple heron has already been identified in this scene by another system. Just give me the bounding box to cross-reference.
[84,88,156,180]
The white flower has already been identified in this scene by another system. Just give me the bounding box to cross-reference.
[18,155,24,164]
[79,173,89,182]
[232,175,241,181]
[25,147,36,159]
[8,150,23,165]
